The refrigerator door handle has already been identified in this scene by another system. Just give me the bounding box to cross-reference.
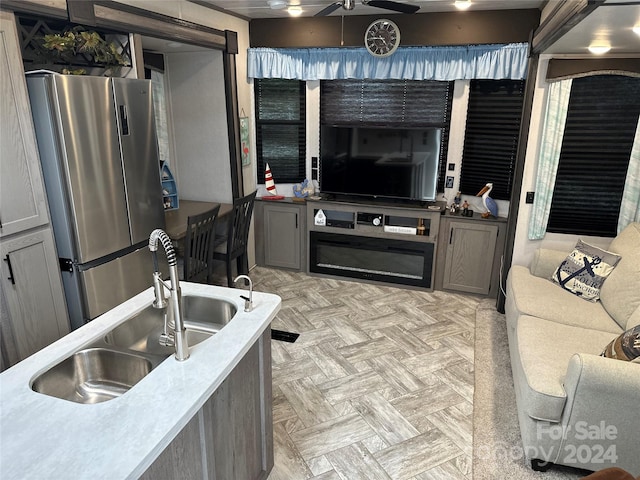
[119,104,130,136]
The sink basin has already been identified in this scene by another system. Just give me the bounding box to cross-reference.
[104,296,237,355]
[103,307,212,356]
[182,295,238,333]
[31,348,158,404]
[31,295,238,404]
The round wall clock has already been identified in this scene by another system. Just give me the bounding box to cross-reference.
[364,19,401,57]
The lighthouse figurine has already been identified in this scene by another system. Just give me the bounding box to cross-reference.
[265,163,278,195]
[262,163,285,200]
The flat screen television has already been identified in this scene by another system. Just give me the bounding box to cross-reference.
[320,126,441,202]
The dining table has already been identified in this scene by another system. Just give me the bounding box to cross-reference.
[164,199,233,241]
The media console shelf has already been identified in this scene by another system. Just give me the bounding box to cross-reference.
[307,199,444,290]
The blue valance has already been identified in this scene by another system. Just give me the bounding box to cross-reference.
[247,43,528,81]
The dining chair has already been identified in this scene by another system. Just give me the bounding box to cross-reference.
[183,205,220,283]
[213,191,257,286]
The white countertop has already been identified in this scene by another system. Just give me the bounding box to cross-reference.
[0,282,281,479]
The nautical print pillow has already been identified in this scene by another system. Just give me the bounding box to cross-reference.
[551,240,621,302]
[601,325,640,362]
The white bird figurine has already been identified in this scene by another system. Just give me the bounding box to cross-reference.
[476,183,498,218]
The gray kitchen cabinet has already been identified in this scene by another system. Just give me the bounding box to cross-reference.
[255,200,306,271]
[0,229,69,366]
[140,329,273,480]
[202,334,272,479]
[0,11,50,238]
[441,219,502,296]
[139,414,204,480]
[0,11,69,369]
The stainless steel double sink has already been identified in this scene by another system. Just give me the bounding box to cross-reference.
[31,295,237,404]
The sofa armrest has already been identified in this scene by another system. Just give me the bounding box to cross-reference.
[560,354,640,472]
[529,248,569,278]
[564,353,640,410]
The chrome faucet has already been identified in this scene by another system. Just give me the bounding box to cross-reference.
[149,229,189,361]
[234,274,253,312]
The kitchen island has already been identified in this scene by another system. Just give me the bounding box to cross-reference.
[0,282,281,479]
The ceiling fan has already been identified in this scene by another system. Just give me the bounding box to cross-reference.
[315,0,420,17]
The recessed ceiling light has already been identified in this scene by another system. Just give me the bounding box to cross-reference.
[633,25,640,36]
[288,6,303,16]
[268,0,286,9]
[588,43,611,55]
[166,42,182,48]
[454,0,472,10]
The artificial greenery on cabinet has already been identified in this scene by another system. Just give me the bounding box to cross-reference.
[17,15,131,76]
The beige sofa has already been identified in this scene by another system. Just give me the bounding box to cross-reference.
[505,222,640,474]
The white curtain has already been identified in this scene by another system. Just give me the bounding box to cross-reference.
[528,79,573,240]
[247,43,528,81]
[618,119,640,233]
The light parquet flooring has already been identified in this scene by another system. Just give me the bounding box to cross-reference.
[250,267,481,480]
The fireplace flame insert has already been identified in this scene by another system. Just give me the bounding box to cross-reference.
[309,231,434,288]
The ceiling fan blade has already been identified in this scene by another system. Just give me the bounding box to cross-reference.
[314,1,343,16]
[366,0,420,14]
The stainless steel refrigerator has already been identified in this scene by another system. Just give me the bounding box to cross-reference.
[27,74,166,330]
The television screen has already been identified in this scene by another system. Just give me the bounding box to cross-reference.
[320,126,441,202]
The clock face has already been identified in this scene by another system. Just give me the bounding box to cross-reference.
[364,19,400,57]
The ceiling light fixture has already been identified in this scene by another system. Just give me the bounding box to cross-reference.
[588,43,611,55]
[288,6,303,16]
[633,25,640,36]
[454,0,472,10]
[268,0,286,9]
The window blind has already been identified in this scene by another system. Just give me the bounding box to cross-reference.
[255,79,306,183]
[459,79,525,201]
[320,79,453,191]
[547,75,640,237]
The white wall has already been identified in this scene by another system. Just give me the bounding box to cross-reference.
[511,55,614,268]
[165,50,232,203]
[442,79,469,205]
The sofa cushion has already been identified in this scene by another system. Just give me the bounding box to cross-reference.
[601,325,640,362]
[515,316,618,422]
[551,240,620,302]
[600,223,640,330]
[626,305,640,330]
[508,265,622,333]
[530,248,572,279]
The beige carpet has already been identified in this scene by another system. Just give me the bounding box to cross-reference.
[472,300,587,480]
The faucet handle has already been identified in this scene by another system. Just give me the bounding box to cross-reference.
[152,271,168,309]
[159,332,175,347]
[240,295,252,312]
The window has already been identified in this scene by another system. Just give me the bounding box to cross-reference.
[547,75,640,237]
[320,79,454,191]
[459,79,525,201]
[254,79,306,184]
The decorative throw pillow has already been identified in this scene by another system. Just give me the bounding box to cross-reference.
[551,240,621,302]
[601,325,640,362]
